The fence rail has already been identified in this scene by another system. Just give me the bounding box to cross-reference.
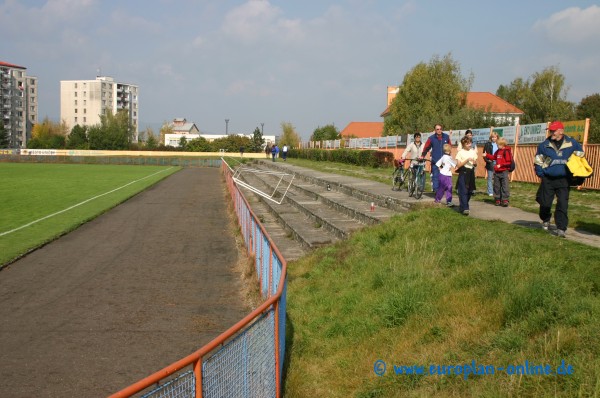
[109,160,287,398]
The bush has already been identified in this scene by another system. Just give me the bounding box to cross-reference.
[288,148,394,168]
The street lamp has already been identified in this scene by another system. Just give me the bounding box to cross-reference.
[225,119,229,135]
[261,123,264,135]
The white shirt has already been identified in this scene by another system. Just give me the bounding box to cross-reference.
[436,154,456,176]
[455,148,478,169]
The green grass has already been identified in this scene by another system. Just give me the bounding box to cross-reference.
[284,209,600,397]
[285,158,600,234]
[0,163,180,267]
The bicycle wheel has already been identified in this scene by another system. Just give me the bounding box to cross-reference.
[407,170,416,197]
[414,170,425,199]
[391,168,403,191]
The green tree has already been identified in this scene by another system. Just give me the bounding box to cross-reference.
[496,66,574,124]
[209,135,252,153]
[145,128,158,149]
[88,110,132,150]
[311,124,340,141]
[249,127,265,152]
[576,93,600,144]
[383,53,481,135]
[185,137,212,152]
[178,136,188,150]
[67,124,89,149]
[0,121,8,148]
[280,122,300,148]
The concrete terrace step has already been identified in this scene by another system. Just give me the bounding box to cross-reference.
[239,168,362,240]
[252,160,427,212]
[246,165,396,229]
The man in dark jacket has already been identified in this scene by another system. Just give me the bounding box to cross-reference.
[534,121,584,237]
[420,124,451,193]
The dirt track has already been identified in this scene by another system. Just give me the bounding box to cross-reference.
[0,167,250,397]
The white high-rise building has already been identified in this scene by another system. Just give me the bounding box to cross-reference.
[0,61,38,148]
[60,76,139,141]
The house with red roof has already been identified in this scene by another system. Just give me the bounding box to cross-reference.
[340,121,384,139]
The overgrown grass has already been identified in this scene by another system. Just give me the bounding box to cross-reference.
[0,163,180,267]
[285,158,600,234]
[284,208,600,397]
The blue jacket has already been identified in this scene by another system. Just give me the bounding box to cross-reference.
[534,136,583,178]
[421,133,451,163]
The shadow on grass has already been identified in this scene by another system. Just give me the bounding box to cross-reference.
[574,221,600,235]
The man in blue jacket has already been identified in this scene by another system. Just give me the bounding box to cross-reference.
[420,124,451,193]
[534,121,584,237]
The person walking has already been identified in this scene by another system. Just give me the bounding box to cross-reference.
[455,136,478,215]
[271,145,277,162]
[265,144,271,158]
[485,137,512,207]
[420,124,451,194]
[400,132,425,169]
[534,121,584,238]
[282,144,288,161]
[483,132,499,196]
[434,144,456,206]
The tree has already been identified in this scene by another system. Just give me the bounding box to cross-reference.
[27,117,68,149]
[280,122,300,148]
[576,93,600,143]
[311,124,340,141]
[67,124,89,149]
[0,121,8,148]
[249,127,265,152]
[496,66,574,124]
[145,128,158,149]
[178,136,188,150]
[159,122,173,145]
[88,110,132,150]
[185,137,212,152]
[383,53,478,135]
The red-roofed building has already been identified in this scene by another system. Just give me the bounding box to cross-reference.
[340,121,384,138]
[380,87,524,126]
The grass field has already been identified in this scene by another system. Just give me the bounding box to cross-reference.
[0,163,180,267]
[284,208,600,397]
[278,158,600,397]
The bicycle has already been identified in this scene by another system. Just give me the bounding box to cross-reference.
[409,159,430,199]
[391,159,413,192]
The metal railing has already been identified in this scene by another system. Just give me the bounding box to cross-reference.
[109,160,287,398]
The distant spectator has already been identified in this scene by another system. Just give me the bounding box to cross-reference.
[265,144,271,158]
[271,145,277,162]
[239,146,244,157]
[282,144,288,161]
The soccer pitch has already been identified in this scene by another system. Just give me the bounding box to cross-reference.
[0,163,181,267]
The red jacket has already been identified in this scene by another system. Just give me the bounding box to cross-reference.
[485,147,513,172]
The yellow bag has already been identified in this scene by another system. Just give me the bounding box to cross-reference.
[566,154,593,177]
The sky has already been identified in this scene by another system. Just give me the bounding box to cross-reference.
[2,0,600,139]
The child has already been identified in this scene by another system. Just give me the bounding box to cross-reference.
[434,144,456,206]
[485,137,512,207]
[455,136,478,215]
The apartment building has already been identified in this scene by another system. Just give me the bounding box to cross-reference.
[60,76,139,141]
[0,61,38,148]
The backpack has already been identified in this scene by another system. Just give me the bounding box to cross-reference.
[507,148,516,172]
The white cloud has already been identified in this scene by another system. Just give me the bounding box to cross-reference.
[221,0,303,44]
[534,5,600,45]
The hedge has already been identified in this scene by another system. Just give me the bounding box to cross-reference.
[287,148,394,168]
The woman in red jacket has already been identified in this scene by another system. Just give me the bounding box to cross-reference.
[485,137,513,207]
